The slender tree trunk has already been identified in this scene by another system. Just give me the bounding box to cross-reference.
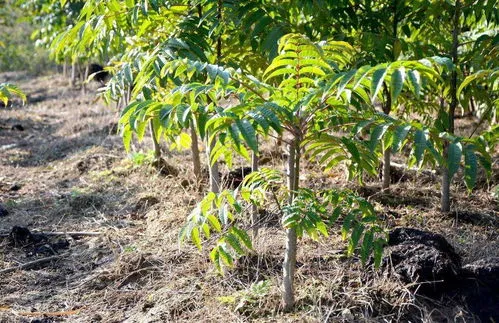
[203,0,223,195]
[207,137,220,193]
[251,137,259,239]
[283,137,299,311]
[150,120,161,160]
[441,0,460,212]
[382,84,392,189]
[63,59,68,78]
[82,64,89,95]
[126,86,132,105]
[190,123,202,180]
[382,146,391,189]
[379,1,399,189]
[70,61,77,87]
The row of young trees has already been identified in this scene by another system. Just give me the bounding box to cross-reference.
[18,0,497,310]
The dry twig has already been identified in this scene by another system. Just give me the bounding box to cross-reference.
[0,231,102,238]
[0,254,65,275]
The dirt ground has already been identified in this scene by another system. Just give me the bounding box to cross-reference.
[0,72,497,322]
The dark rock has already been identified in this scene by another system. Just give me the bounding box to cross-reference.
[458,257,499,322]
[384,227,461,295]
[0,204,8,217]
[180,179,191,188]
[11,124,24,131]
[9,183,22,191]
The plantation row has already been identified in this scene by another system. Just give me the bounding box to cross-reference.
[2,0,497,310]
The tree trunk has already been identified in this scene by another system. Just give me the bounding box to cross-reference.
[441,0,460,213]
[379,0,400,189]
[283,138,299,311]
[382,146,391,189]
[441,148,451,212]
[190,123,202,180]
[207,137,220,193]
[251,138,259,239]
[63,59,68,78]
[381,84,392,189]
[70,62,77,87]
[150,120,161,160]
[82,64,89,95]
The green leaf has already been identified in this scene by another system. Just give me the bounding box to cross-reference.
[207,214,222,232]
[414,130,427,166]
[218,246,234,267]
[392,125,412,152]
[447,142,462,180]
[370,68,388,102]
[337,69,357,97]
[463,145,478,191]
[360,230,374,265]
[315,221,329,237]
[191,227,201,250]
[374,238,385,269]
[231,227,252,250]
[369,124,390,152]
[210,247,221,272]
[390,67,405,103]
[341,213,355,240]
[348,224,364,256]
[407,70,421,98]
[236,119,258,152]
[122,124,132,153]
[225,233,245,255]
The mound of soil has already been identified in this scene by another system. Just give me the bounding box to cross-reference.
[459,257,499,322]
[385,227,462,295]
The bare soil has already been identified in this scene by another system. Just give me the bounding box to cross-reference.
[0,72,497,322]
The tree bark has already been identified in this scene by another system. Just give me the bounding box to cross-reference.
[63,59,68,78]
[283,138,299,311]
[190,123,202,180]
[207,137,220,193]
[441,151,451,212]
[441,0,460,213]
[70,61,77,87]
[382,84,392,189]
[382,146,391,189]
[380,0,399,189]
[251,137,259,239]
[150,120,161,160]
[82,63,89,95]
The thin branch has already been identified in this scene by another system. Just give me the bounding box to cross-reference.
[0,231,102,238]
[0,255,64,275]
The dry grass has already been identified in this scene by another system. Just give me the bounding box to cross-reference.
[0,72,496,322]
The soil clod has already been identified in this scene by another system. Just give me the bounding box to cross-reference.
[0,204,8,217]
[384,227,461,295]
[223,166,253,188]
[151,157,179,176]
[7,226,70,256]
[11,124,24,131]
[459,257,499,321]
